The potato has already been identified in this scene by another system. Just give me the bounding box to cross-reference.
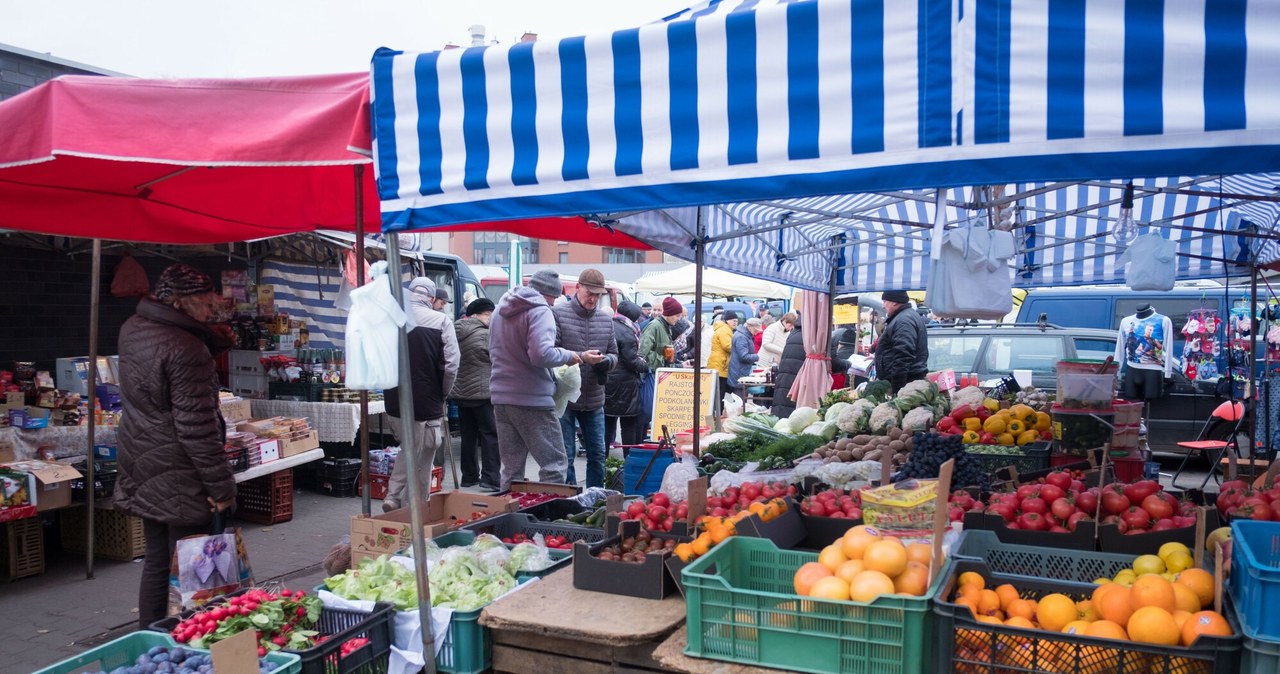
[836,450,853,462]
[852,434,872,444]
[835,438,851,451]
[888,440,905,452]
[863,449,883,462]
[850,447,866,460]
[888,427,902,440]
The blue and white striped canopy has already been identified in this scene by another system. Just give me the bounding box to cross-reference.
[370,0,1280,291]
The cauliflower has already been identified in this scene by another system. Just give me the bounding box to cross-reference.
[893,380,940,412]
[950,385,986,410]
[824,401,852,423]
[901,406,936,432]
[836,399,875,435]
[868,402,903,434]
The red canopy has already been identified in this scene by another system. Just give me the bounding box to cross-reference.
[0,74,650,249]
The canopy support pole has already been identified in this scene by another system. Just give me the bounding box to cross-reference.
[1249,265,1259,463]
[385,233,436,671]
[85,238,101,579]
[355,166,371,517]
[692,207,705,457]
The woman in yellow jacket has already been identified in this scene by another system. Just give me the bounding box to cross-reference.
[706,311,739,413]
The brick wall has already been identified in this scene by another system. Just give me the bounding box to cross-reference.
[0,245,230,370]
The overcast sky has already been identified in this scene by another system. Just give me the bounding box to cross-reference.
[0,0,692,78]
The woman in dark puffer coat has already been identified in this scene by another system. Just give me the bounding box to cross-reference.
[770,319,850,419]
[116,264,237,629]
[605,301,650,451]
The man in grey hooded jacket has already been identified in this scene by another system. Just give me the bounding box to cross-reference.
[490,270,604,489]
[382,277,459,511]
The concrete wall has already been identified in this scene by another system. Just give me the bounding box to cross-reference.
[0,43,119,101]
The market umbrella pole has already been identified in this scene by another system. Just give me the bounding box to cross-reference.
[85,238,101,579]
[692,207,705,457]
[355,165,371,517]
[385,233,436,670]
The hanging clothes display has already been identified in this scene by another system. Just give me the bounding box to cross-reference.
[1180,308,1221,382]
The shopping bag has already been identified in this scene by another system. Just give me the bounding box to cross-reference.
[638,372,657,422]
[926,224,1014,320]
[169,517,255,610]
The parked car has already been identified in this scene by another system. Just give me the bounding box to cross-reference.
[924,323,1249,456]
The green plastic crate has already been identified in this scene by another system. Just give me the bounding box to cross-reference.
[33,630,301,674]
[952,529,1134,583]
[436,607,487,674]
[682,536,941,674]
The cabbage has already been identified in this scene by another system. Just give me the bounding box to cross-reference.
[787,406,819,429]
[508,540,554,572]
[324,554,419,610]
[773,418,793,434]
[824,402,852,423]
[802,421,839,440]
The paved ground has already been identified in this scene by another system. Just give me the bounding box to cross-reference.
[1,444,1223,671]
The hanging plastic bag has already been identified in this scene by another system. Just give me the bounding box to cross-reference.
[723,392,744,419]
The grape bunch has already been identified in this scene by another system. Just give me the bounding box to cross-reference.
[896,432,989,491]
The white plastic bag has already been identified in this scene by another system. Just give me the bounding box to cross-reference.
[659,458,700,502]
[723,392,744,419]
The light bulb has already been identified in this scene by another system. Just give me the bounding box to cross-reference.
[1113,183,1139,244]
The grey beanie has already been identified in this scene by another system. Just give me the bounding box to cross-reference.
[528,269,562,298]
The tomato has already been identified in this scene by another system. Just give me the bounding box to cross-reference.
[1151,518,1177,531]
[1075,488,1099,515]
[1016,484,1040,501]
[1044,471,1073,491]
[651,492,670,508]
[1050,498,1076,522]
[1018,512,1049,531]
[1101,488,1129,515]
[1141,493,1175,520]
[1122,480,1160,505]
[1122,506,1151,531]
[988,503,1016,522]
[1066,511,1090,531]
[1038,484,1066,505]
[1019,497,1048,515]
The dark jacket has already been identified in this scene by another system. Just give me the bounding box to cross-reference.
[770,324,849,419]
[728,325,759,386]
[386,281,460,421]
[451,315,491,401]
[874,304,929,387]
[605,312,649,417]
[489,287,576,408]
[115,299,235,526]
[552,295,618,411]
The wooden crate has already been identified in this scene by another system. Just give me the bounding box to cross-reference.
[60,506,147,561]
[1,516,44,581]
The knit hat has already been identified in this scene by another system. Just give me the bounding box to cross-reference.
[466,298,495,316]
[881,290,910,304]
[641,302,652,309]
[662,297,683,317]
[721,310,740,323]
[152,263,214,303]
[616,300,643,322]
[528,269,562,298]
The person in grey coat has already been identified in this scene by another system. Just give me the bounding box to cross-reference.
[552,268,618,488]
[452,298,499,490]
[490,270,603,489]
[728,317,763,400]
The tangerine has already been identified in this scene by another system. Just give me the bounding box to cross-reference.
[793,562,832,596]
[994,583,1020,610]
[1129,575,1177,613]
[954,596,980,618]
[1171,610,1193,631]
[958,571,986,591]
[977,589,1002,616]
[1128,606,1180,645]
[1175,569,1215,608]
[848,570,895,603]
[1005,598,1037,621]
[863,538,908,577]
[1180,611,1232,647]
[1036,593,1078,632]
[1005,616,1036,630]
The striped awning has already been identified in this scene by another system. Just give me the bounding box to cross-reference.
[370,0,1280,290]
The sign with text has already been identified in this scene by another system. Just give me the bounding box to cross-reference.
[832,303,860,326]
[649,368,717,441]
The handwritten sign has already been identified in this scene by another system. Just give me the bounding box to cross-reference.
[649,368,717,441]
[832,303,860,325]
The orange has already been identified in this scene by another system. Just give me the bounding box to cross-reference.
[809,576,851,601]
[818,545,848,573]
[863,539,908,577]
[1171,610,1193,631]
[1004,616,1036,630]
[994,583,1020,610]
[977,589,1002,616]
[793,562,832,596]
[1091,582,1119,606]
[1128,606,1180,645]
[835,559,866,585]
[1180,611,1232,646]
[905,542,933,568]
[1037,593,1078,632]
[1084,619,1129,641]
[841,527,881,561]
[893,562,929,596]
[954,596,980,618]
[1005,598,1037,622]
[1176,569,1215,608]
[1061,620,1092,635]
[1076,599,1098,622]
[1130,575,1177,613]
[1171,582,1202,613]
[957,584,982,603]
[1096,585,1134,625]
[848,570,895,603]
[958,571,986,591]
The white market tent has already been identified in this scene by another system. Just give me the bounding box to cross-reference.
[369,0,1280,293]
[635,263,791,299]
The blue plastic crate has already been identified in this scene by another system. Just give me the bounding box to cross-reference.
[1230,520,1280,640]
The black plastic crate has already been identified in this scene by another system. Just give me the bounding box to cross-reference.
[518,498,591,523]
[965,442,1052,478]
[226,447,249,473]
[462,512,605,545]
[319,458,362,481]
[935,559,1242,674]
[269,381,340,402]
[150,592,394,674]
[70,471,118,501]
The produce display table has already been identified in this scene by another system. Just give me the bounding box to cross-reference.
[233,446,324,483]
[0,424,119,461]
[479,566,686,673]
[652,626,788,674]
[249,399,385,444]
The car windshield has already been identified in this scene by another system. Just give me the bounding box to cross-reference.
[983,336,1064,376]
[927,335,985,372]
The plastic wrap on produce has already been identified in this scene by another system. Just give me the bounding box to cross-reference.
[571,487,620,507]
[708,467,796,494]
[659,460,699,501]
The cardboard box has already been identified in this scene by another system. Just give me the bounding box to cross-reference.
[507,480,581,497]
[349,491,517,564]
[278,430,319,458]
[4,460,82,512]
[219,398,252,424]
[572,520,689,600]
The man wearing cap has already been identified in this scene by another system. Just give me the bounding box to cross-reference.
[638,302,654,331]
[490,269,594,489]
[452,298,500,490]
[552,269,619,488]
[874,290,929,394]
[383,277,460,511]
[432,287,451,314]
